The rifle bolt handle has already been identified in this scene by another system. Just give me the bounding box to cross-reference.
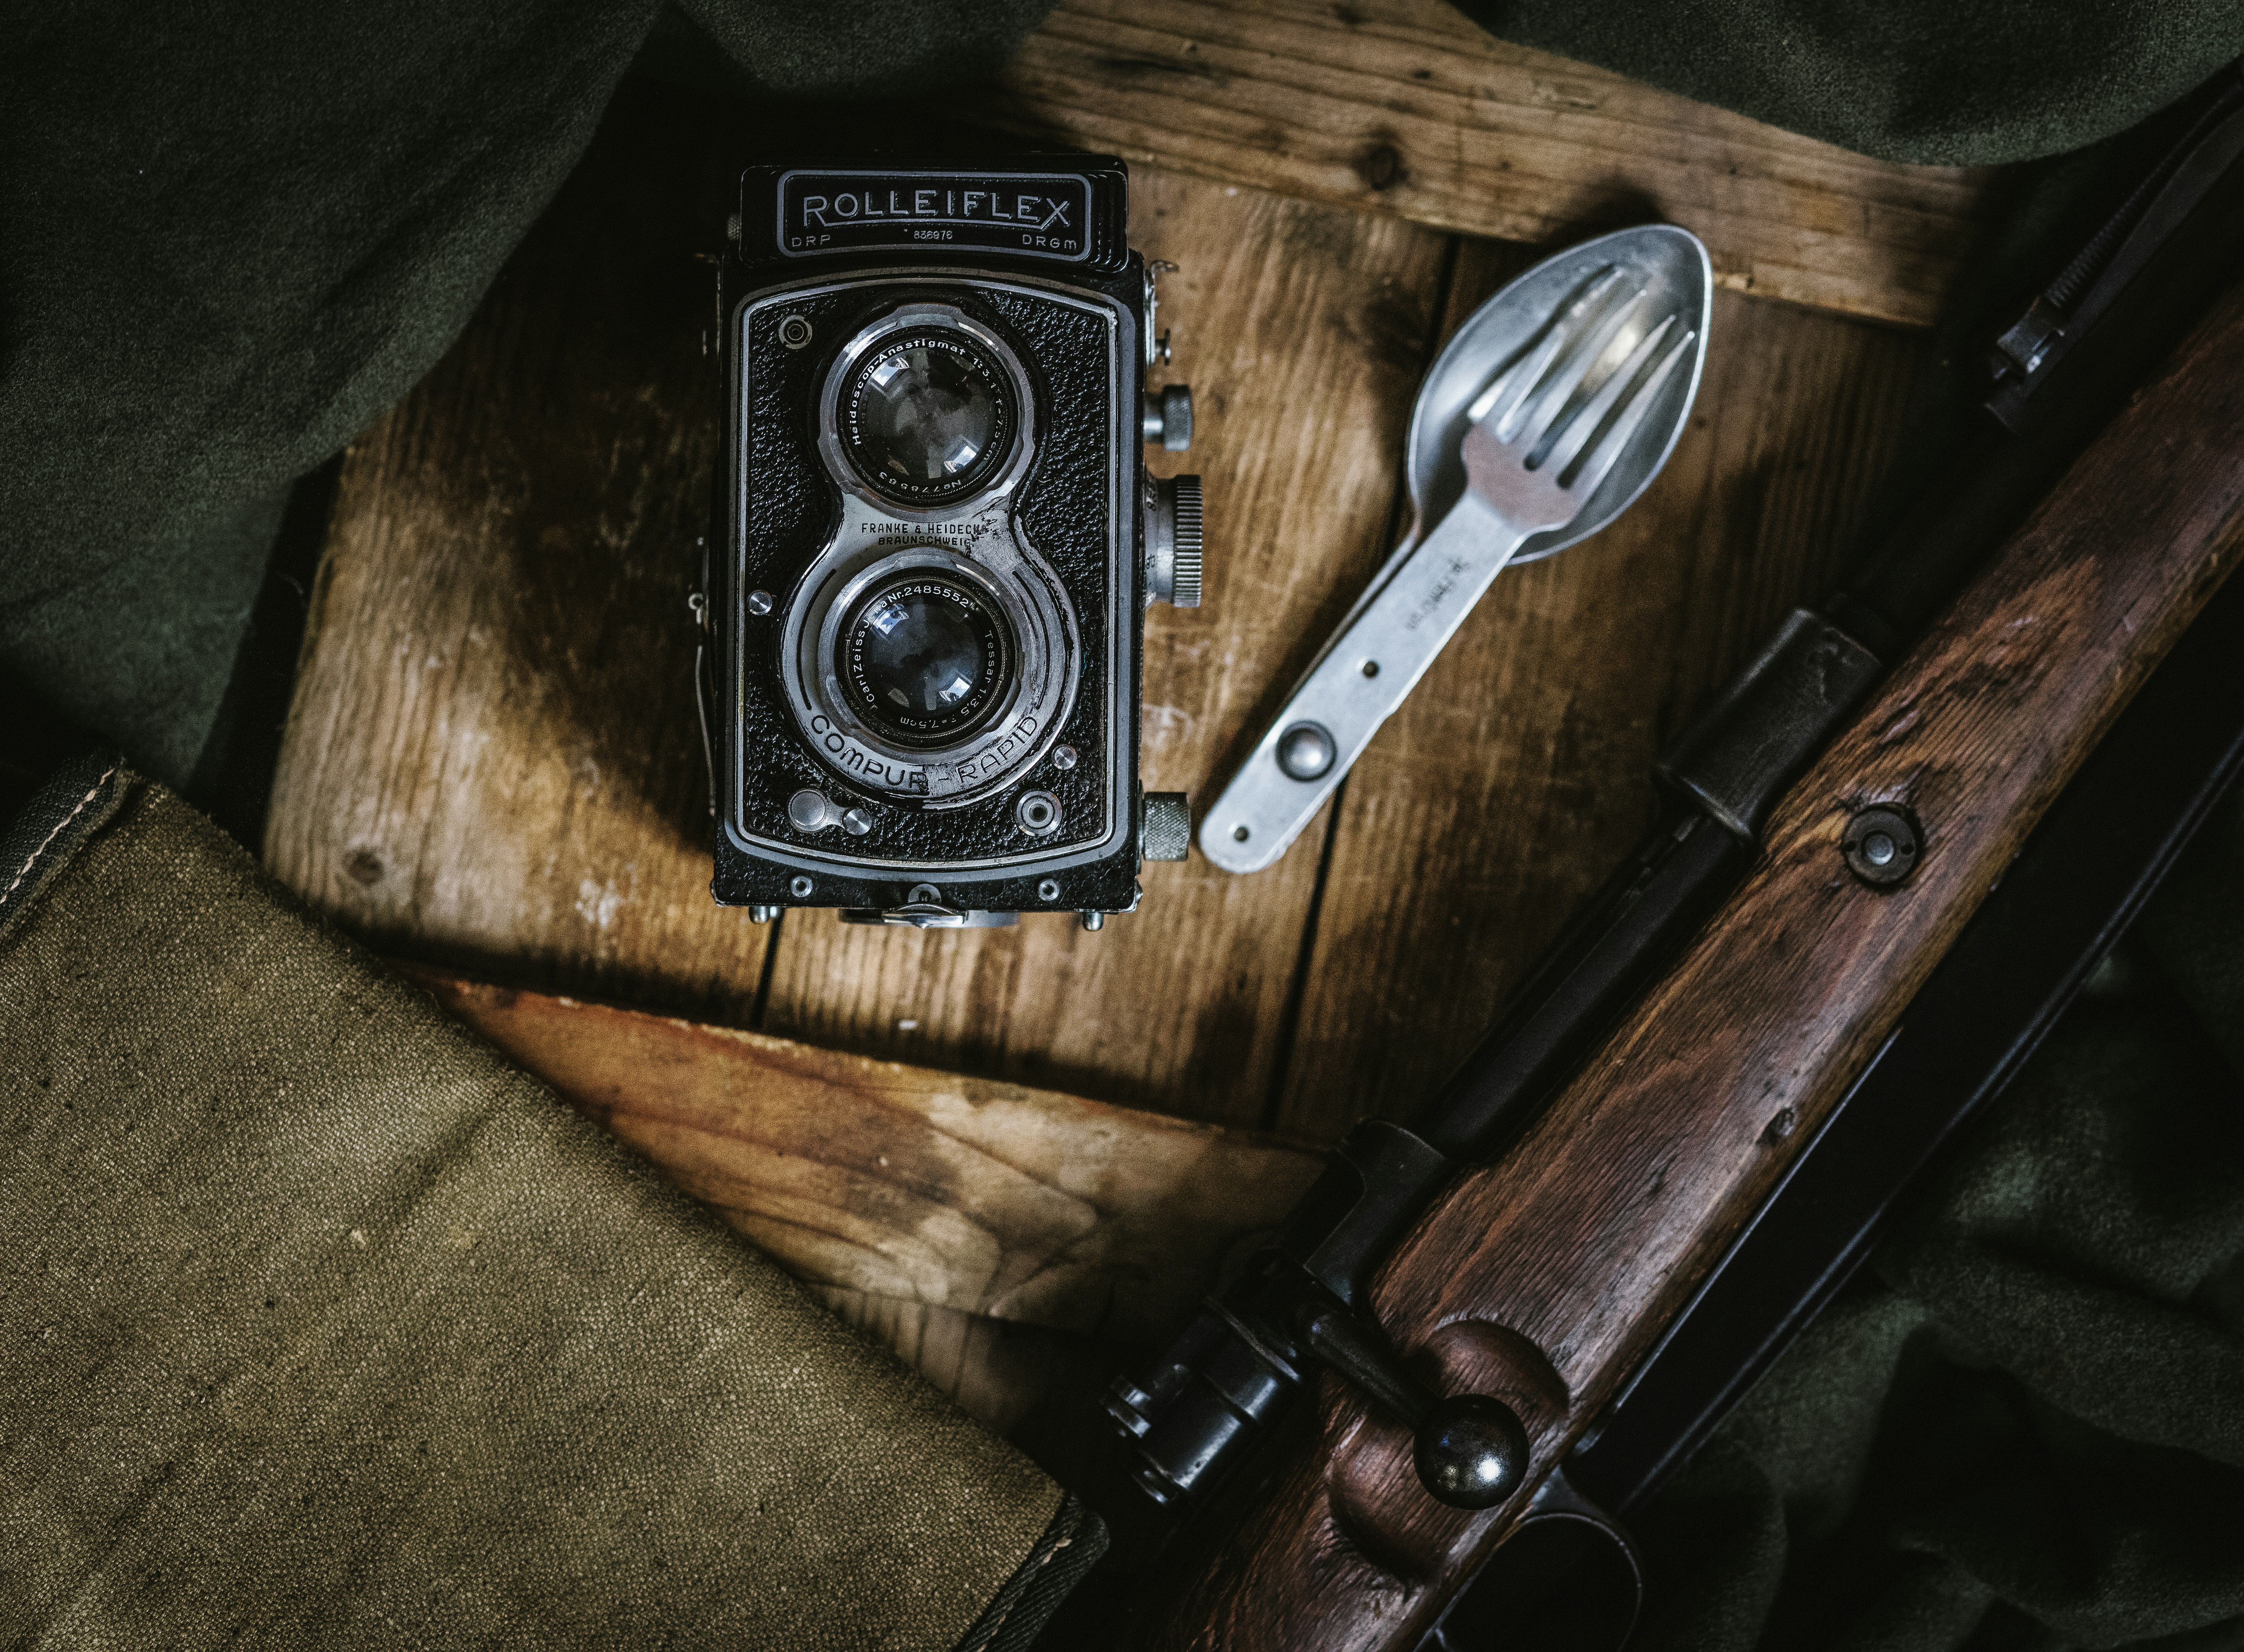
[1414,1393,1531,1509]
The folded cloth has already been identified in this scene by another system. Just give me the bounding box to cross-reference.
[0,761,1100,1651]
[0,0,1053,793]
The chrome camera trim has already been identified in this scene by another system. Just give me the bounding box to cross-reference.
[725,271,1131,876]
[779,539,1078,807]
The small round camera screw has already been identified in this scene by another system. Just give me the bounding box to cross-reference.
[841,807,873,837]
[908,883,942,904]
[1232,824,1250,843]
[1037,878,1062,902]
[788,875,815,899]
[1841,805,1923,889]
[746,589,776,617]
[1052,745,1078,772]
[1016,791,1062,836]
[777,314,813,350]
[1361,660,1381,679]
[1276,722,1336,782]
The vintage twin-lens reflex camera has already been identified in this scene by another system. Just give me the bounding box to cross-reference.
[695,155,1203,931]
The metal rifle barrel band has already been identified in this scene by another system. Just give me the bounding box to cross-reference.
[1105,57,2244,1564]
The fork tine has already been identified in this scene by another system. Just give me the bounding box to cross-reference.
[1495,268,1633,440]
[1541,314,1675,478]
[1513,286,1649,452]
[1466,329,1562,426]
[1562,324,1696,500]
[1467,267,1628,431]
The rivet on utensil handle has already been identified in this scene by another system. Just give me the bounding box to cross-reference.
[1277,723,1336,781]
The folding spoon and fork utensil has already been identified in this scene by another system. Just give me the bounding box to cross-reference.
[1200,225,1713,873]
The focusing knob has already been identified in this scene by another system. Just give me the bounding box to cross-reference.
[1171,475,1203,609]
[1144,474,1205,609]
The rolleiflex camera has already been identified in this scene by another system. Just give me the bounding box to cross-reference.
[696,155,1202,930]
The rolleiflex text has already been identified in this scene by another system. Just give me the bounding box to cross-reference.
[771,170,1095,263]
[798,189,1077,232]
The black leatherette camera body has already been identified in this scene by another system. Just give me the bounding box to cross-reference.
[704,155,1160,922]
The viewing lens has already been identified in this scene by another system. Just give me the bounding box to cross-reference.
[837,573,1014,749]
[839,326,1015,506]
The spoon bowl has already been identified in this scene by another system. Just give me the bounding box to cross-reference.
[1405,225,1711,566]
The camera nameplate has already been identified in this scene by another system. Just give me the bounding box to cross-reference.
[771,168,1097,265]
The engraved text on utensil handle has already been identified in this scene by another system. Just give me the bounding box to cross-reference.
[1199,494,1527,873]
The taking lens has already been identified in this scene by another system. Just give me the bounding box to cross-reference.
[837,573,1014,749]
[838,326,1016,506]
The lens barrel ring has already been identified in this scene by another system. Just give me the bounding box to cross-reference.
[817,303,1036,522]
[836,571,1015,750]
[779,541,1079,810]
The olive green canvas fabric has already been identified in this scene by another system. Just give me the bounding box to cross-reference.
[0,768,1076,1649]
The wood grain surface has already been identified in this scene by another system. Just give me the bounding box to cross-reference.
[1148,277,2244,1652]
[408,968,1322,1340]
[993,0,2008,327]
[262,94,768,1025]
[264,61,1985,1439]
[818,1287,1115,1443]
[1274,252,1923,1139]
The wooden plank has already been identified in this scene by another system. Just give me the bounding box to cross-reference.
[1146,271,2244,1652]
[262,93,778,1023]
[817,1290,1124,1453]
[758,167,1453,1128]
[989,0,2009,328]
[1273,258,1924,1141]
[818,1291,1140,1496]
[409,969,1323,1341]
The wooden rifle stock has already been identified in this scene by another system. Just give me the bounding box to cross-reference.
[1149,275,2244,1652]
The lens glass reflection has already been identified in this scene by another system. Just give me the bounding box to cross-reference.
[840,327,1014,506]
[838,573,1013,749]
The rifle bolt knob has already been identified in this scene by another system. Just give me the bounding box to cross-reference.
[1841,805,1922,888]
[1414,1393,1531,1510]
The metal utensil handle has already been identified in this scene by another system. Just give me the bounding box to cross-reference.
[1200,493,1526,873]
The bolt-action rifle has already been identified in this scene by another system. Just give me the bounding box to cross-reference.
[1096,61,2244,1652]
